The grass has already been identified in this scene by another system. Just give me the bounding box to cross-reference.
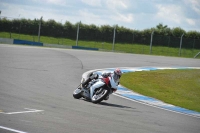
[0,32,200,58]
[120,69,200,112]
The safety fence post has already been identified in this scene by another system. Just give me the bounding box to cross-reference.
[179,33,184,56]
[150,31,154,54]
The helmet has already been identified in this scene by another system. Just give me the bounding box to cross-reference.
[114,68,122,76]
[113,68,122,81]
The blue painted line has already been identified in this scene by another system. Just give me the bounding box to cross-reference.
[138,67,159,71]
[72,46,98,51]
[93,67,200,117]
[117,86,129,91]
[162,106,199,115]
[122,94,157,102]
[174,67,195,70]
[120,69,135,73]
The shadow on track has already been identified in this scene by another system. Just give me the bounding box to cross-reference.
[99,102,135,109]
[81,98,137,111]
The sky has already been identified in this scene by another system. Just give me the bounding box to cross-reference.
[0,0,200,32]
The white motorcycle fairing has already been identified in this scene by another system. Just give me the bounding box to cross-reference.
[90,79,105,99]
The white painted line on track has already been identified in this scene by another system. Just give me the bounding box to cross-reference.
[0,126,27,133]
[0,108,43,115]
[113,93,200,119]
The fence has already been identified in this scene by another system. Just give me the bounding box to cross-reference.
[0,19,199,58]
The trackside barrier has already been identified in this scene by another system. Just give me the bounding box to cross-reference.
[1,39,99,51]
[43,43,72,49]
[13,39,43,46]
[0,37,98,51]
[72,46,98,51]
[0,38,13,44]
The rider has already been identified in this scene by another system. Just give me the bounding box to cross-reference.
[82,68,122,100]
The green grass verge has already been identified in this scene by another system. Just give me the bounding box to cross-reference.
[120,69,200,112]
[0,32,200,58]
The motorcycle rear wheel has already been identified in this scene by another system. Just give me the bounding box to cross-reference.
[73,87,82,99]
[91,88,109,103]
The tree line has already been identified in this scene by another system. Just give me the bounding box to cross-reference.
[0,18,200,48]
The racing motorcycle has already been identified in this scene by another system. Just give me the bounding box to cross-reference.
[73,72,118,103]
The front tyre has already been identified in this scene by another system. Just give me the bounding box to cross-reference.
[91,88,109,103]
[73,87,82,99]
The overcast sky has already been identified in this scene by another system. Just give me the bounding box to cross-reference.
[0,0,200,31]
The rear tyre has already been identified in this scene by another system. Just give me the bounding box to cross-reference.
[91,88,110,103]
[73,87,82,99]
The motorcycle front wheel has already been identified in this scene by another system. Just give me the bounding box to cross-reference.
[91,88,109,103]
[73,87,82,99]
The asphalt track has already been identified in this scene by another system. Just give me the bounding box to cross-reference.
[0,44,200,133]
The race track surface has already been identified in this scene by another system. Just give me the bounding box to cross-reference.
[0,44,200,133]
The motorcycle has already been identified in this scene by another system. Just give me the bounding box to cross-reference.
[73,72,117,103]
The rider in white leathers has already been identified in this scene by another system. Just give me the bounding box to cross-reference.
[82,68,122,100]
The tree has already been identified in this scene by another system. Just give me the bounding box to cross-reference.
[156,23,168,30]
[186,31,200,39]
[63,21,75,39]
[155,23,171,36]
[171,27,186,37]
[100,25,113,42]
